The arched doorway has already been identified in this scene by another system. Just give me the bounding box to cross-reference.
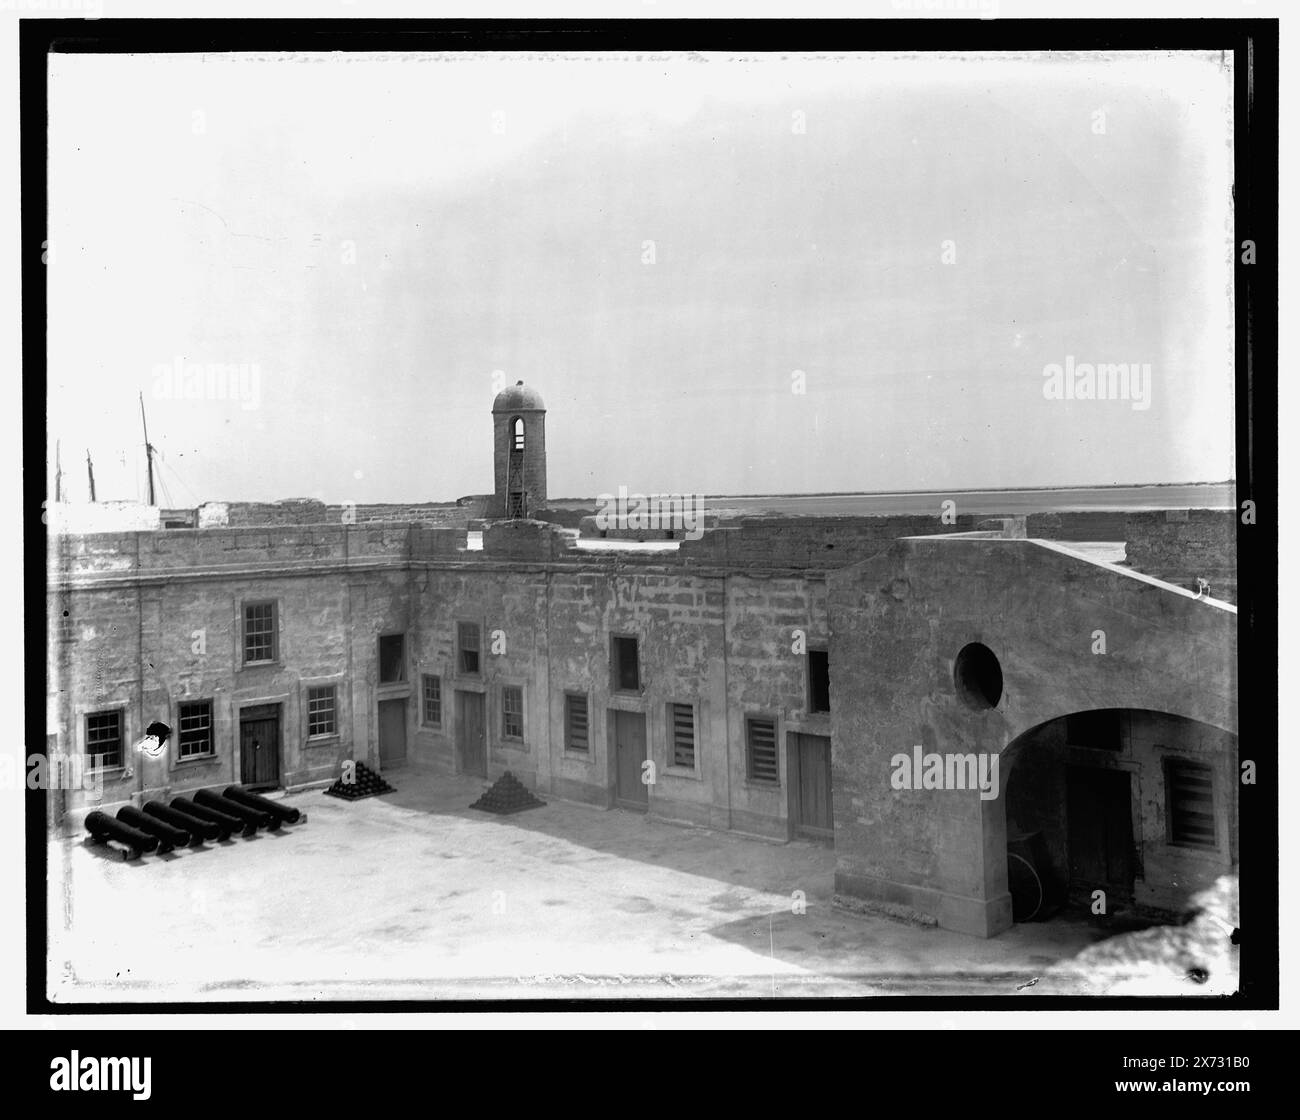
[1002,709,1237,926]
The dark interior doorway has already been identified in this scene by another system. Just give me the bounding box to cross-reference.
[1066,765,1136,905]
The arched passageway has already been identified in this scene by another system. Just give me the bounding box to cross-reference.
[1001,709,1238,925]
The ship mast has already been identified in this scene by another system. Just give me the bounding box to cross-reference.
[139,392,156,506]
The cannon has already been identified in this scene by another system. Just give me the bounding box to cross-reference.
[116,806,186,853]
[195,788,273,831]
[144,800,217,843]
[85,811,158,857]
[223,785,301,825]
[172,796,248,839]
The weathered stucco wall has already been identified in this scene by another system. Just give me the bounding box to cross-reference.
[826,536,1237,936]
[46,526,413,827]
[47,515,1239,928]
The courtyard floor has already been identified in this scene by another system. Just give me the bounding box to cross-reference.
[46,768,1232,1002]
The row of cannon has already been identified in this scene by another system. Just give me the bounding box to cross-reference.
[84,786,302,858]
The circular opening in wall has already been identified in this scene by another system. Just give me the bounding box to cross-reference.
[954,642,1003,710]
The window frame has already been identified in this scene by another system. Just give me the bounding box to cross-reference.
[564,691,590,754]
[667,701,697,772]
[501,684,525,742]
[807,648,831,714]
[745,714,780,787]
[421,673,444,728]
[610,633,641,694]
[176,698,216,761]
[306,685,339,739]
[1065,710,1126,752]
[1164,757,1217,850]
[457,621,482,678]
[84,707,126,772]
[242,599,279,665]
[377,632,407,685]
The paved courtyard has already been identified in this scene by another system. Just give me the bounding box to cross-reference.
[46,769,1230,1001]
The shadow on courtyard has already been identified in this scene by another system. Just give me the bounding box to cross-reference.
[369,765,837,902]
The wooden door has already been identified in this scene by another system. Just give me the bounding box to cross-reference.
[378,698,407,768]
[613,710,648,810]
[792,733,833,841]
[457,690,486,777]
[1067,766,1135,902]
[239,704,280,789]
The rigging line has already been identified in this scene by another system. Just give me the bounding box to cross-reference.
[161,456,201,507]
[155,465,174,509]
[151,444,173,507]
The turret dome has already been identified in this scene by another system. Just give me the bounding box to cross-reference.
[492,380,546,412]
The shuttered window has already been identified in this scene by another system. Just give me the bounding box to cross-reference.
[565,693,589,753]
[746,717,778,785]
[670,703,695,769]
[1166,759,1215,848]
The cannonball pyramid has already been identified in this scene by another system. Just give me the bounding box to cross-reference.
[469,770,545,815]
[323,761,395,801]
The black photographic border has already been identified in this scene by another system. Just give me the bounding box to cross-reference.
[21,16,1279,1021]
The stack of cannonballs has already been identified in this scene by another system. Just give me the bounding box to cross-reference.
[323,761,395,801]
[469,770,545,815]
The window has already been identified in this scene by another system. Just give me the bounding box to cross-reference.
[611,635,640,693]
[669,702,696,769]
[1066,710,1124,751]
[243,601,277,664]
[1166,759,1216,848]
[86,710,123,769]
[512,417,525,452]
[307,686,337,737]
[378,633,405,684]
[746,717,778,785]
[178,700,214,759]
[458,622,481,675]
[565,693,589,753]
[422,674,443,726]
[808,649,830,713]
[502,685,524,740]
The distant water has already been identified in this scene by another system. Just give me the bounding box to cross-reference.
[552,483,1234,518]
[704,484,1235,518]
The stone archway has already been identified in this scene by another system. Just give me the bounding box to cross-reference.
[827,535,1238,938]
[1000,708,1238,926]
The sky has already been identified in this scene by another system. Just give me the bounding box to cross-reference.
[45,50,1236,505]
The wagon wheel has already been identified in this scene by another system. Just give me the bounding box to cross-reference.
[1008,851,1044,923]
